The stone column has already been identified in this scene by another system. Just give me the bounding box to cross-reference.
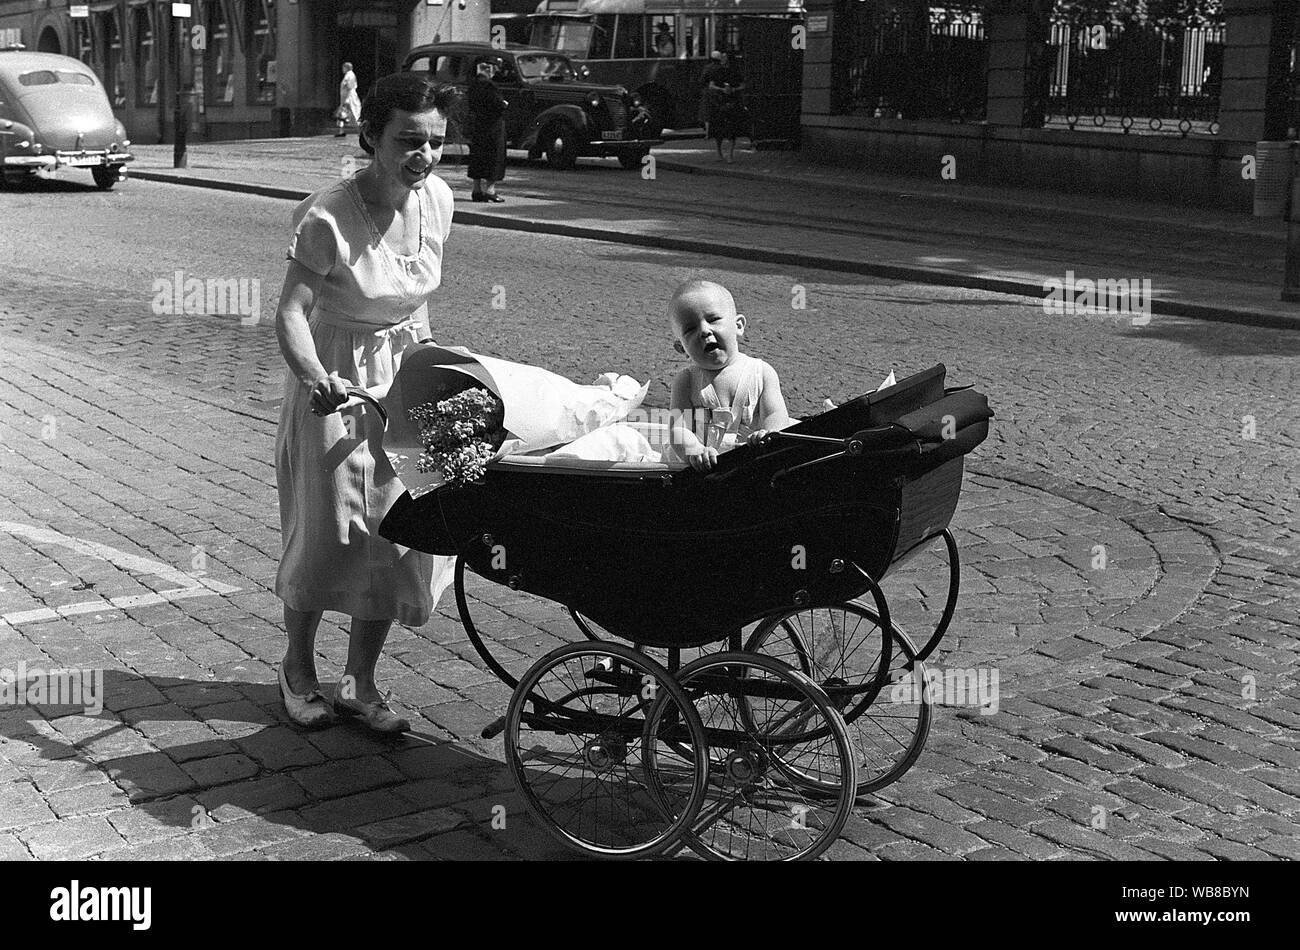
[800,0,835,117]
[982,0,1052,128]
[1219,0,1286,141]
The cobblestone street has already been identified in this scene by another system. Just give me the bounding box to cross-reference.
[1,167,1298,862]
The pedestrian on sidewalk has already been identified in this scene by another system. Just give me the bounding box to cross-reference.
[335,61,361,136]
[467,58,507,202]
[702,49,746,163]
[274,72,459,734]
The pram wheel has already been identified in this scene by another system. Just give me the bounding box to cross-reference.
[653,651,857,861]
[505,642,709,859]
[747,602,931,795]
[456,556,602,690]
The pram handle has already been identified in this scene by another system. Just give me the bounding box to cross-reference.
[324,385,389,430]
[760,425,914,488]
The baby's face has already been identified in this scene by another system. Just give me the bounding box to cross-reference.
[671,288,745,370]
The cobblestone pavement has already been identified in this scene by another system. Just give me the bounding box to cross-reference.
[0,176,1298,860]
[125,136,1296,325]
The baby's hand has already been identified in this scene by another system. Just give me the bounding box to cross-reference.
[688,446,719,472]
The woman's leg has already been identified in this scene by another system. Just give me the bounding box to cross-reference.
[283,606,324,693]
[341,617,394,703]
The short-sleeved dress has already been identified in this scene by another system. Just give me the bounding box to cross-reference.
[275,172,456,626]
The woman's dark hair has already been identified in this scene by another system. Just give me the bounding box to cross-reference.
[358,72,460,155]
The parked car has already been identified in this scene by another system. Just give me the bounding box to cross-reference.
[401,42,660,170]
[0,48,133,190]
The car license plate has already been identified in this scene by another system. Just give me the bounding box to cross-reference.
[601,131,623,141]
[64,156,102,167]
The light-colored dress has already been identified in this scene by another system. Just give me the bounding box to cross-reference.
[338,70,361,124]
[275,173,455,626]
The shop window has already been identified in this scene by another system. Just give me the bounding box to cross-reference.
[247,0,276,104]
[98,10,125,108]
[133,6,157,106]
[208,0,234,104]
[74,18,95,69]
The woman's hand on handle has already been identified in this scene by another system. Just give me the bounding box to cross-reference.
[309,373,351,416]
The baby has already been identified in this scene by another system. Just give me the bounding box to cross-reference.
[668,279,792,471]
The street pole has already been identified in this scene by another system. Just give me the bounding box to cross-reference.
[1283,175,1300,302]
[172,3,189,168]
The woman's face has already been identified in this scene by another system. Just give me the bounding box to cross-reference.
[364,107,447,192]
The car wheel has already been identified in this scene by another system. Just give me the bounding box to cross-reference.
[92,165,122,190]
[543,122,579,170]
[617,149,648,171]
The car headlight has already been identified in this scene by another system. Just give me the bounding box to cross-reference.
[587,93,601,110]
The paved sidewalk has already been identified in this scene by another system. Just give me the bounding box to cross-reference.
[125,135,1298,328]
[3,325,1297,861]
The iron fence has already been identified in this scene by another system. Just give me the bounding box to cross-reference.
[1040,11,1225,136]
[841,2,988,122]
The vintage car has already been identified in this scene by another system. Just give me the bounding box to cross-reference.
[401,42,660,170]
[0,48,133,190]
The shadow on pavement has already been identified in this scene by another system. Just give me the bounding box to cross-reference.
[1,668,579,860]
[1117,319,1300,357]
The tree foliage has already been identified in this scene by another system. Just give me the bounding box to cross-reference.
[1048,0,1224,27]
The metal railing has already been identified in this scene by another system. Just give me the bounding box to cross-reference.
[841,2,988,122]
[1040,17,1225,136]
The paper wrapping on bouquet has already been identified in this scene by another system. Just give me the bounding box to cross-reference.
[381,344,650,498]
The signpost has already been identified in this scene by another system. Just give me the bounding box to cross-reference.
[172,2,190,168]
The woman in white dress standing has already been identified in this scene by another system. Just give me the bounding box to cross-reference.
[275,73,458,732]
[336,61,362,136]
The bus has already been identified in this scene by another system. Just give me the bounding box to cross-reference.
[523,0,803,134]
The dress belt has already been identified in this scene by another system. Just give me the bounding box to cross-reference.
[312,308,421,337]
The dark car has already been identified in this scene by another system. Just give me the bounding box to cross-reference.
[0,49,133,189]
[402,42,659,170]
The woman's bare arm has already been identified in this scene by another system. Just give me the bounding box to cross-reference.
[275,260,348,412]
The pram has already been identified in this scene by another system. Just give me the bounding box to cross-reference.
[378,362,992,860]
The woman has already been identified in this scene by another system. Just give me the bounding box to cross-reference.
[466,59,507,202]
[274,73,459,733]
[702,50,746,163]
[336,62,361,137]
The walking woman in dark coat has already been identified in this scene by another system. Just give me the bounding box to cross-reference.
[467,59,507,202]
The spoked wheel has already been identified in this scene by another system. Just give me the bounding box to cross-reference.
[650,651,857,861]
[747,602,932,795]
[505,642,709,859]
[456,555,601,690]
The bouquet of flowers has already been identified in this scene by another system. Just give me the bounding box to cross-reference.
[408,386,507,487]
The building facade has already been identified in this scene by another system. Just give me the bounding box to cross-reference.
[800,1,1299,209]
[0,0,489,143]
